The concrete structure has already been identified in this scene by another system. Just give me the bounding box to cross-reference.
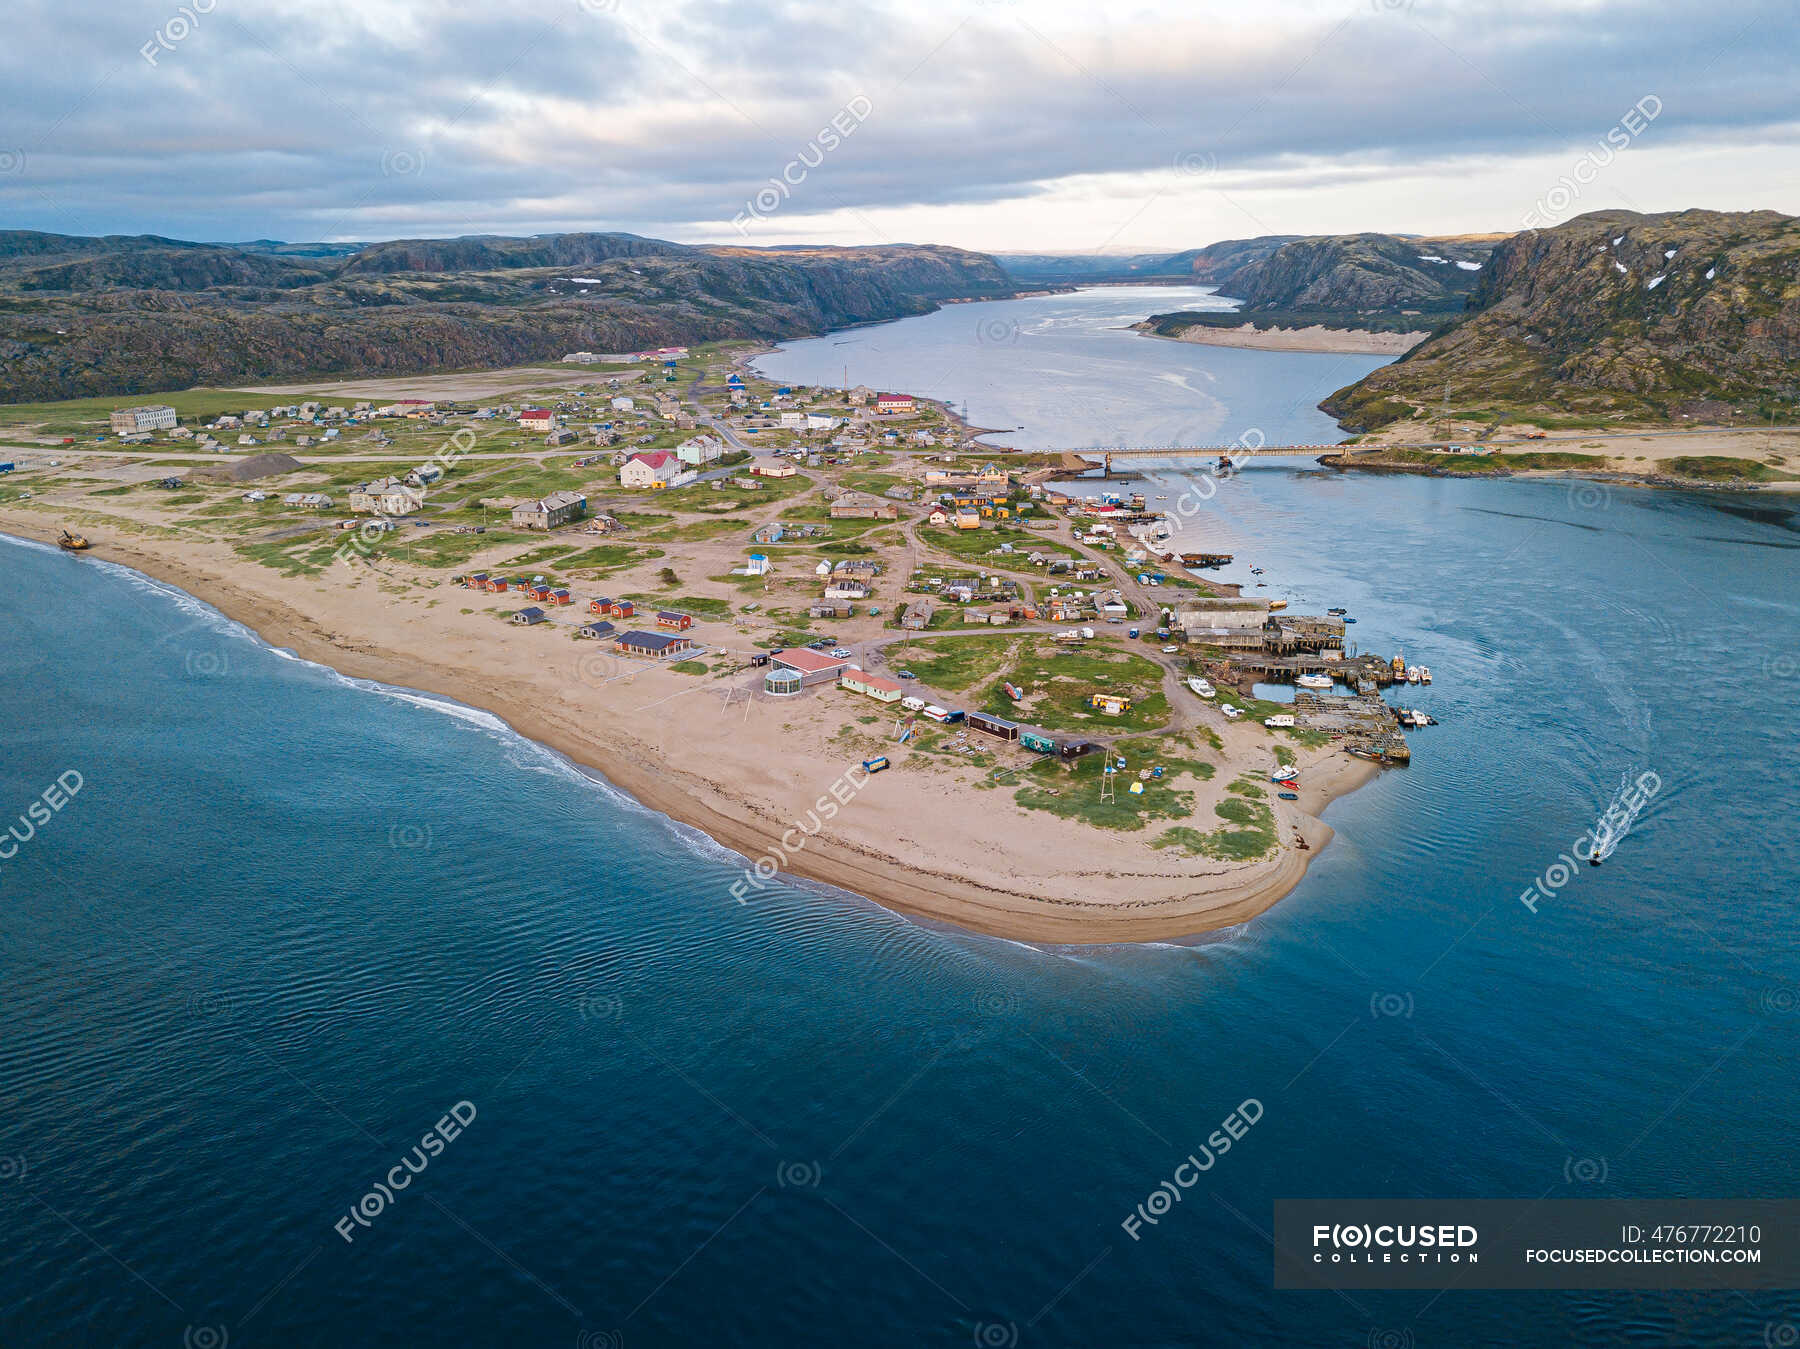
[348,477,424,516]
[829,493,899,520]
[110,405,178,433]
[511,490,588,531]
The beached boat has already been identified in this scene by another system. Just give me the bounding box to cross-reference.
[1186,677,1215,699]
[1296,673,1333,690]
[1278,791,1299,801]
[57,530,92,552]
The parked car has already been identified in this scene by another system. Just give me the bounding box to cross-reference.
[830,647,852,658]
[897,670,916,680]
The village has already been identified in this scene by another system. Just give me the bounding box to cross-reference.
[0,341,1427,937]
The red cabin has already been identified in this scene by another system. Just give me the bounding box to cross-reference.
[589,596,614,615]
[485,577,509,593]
[655,610,693,632]
[550,589,572,606]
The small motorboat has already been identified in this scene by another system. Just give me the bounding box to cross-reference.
[1419,666,1432,684]
[1278,791,1299,801]
[1186,677,1215,699]
[1297,673,1333,690]
[1327,607,1348,616]
[58,530,92,552]
[1250,567,1265,575]
[1268,599,1288,611]
[1344,617,1358,624]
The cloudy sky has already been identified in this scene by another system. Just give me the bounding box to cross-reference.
[1,0,1794,251]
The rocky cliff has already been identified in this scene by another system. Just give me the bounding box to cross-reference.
[1323,209,1800,430]
[0,232,1015,403]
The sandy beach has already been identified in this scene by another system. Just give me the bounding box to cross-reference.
[1137,321,1432,356]
[2,509,1369,943]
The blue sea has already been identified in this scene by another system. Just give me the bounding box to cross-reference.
[4,292,1799,1346]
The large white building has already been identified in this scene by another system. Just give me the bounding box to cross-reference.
[110,405,178,433]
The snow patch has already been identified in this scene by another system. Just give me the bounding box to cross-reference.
[1664,248,1677,259]
[1705,267,1717,280]
[567,277,607,284]
[1647,274,1666,290]
[1416,254,1449,264]
[1612,260,1628,275]
[1455,260,1482,271]
[1613,236,1625,246]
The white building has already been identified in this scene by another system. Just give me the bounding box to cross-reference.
[110,405,178,433]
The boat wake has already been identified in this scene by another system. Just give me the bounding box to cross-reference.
[1590,770,1657,863]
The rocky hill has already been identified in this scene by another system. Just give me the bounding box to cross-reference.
[1323,209,1800,430]
[0,232,1015,403]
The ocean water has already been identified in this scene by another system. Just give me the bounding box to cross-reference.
[4,318,1800,1345]
[751,284,1389,449]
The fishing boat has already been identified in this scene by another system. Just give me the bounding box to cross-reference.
[1419,666,1432,684]
[1296,673,1333,690]
[1327,607,1348,616]
[1406,666,1422,684]
[1186,677,1215,698]
[57,530,92,552]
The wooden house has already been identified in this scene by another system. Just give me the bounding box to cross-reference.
[485,577,510,593]
[655,610,693,632]
[549,589,572,606]
[512,606,547,625]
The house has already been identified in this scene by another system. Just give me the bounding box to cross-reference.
[833,559,881,577]
[241,490,267,503]
[603,599,635,618]
[824,580,868,602]
[778,411,807,430]
[615,629,693,659]
[829,493,899,521]
[549,589,572,606]
[546,428,578,446]
[841,671,903,703]
[610,396,636,412]
[583,513,624,535]
[1021,730,1058,755]
[809,602,853,619]
[1100,600,1130,623]
[847,386,875,406]
[927,506,950,526]
[967,711,1020,741]
[109,405,178,433]
[466,573,489,590]
[512,607,548,626]
[676,436,724,467]
[282,492,332,509]
[349,477,424,516]
[874,393,916,415]
[525,583,554,602]
[806,413,839,432]
[956,510,981,530]
[655,610,693,632]
[589,597,615,615]
[752,523,786,544]
[575,620,616,640]
[750,460,796,479]
[901,599,934,631]
[742,553,770,576]
[619,451,687,489]
[518,409,555,431]
[511,490,588,531]
[768,647,857,689]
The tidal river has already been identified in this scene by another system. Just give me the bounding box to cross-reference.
[1,291,1796,1346]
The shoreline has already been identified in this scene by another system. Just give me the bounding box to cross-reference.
[4,520,1368,943]
[1134,320,1431,356]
